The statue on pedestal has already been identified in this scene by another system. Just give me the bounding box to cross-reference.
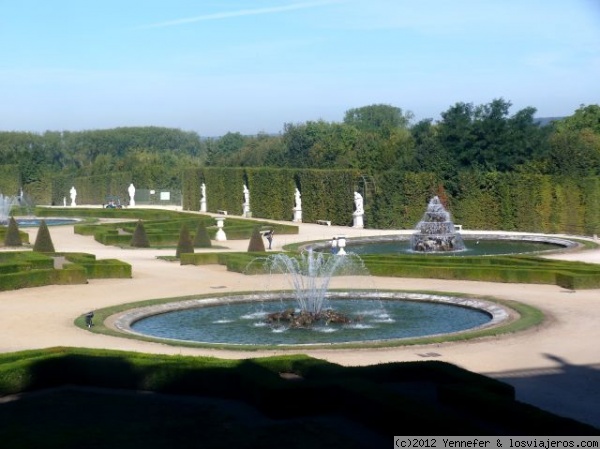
[352,191,364,229]
[128,183,136,207]
[293,188,302,222]
[70,186,77,207]
[242,184,251,217]
[200,183,207,212]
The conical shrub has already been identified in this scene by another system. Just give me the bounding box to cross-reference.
[193,221,212,248]
[247,226,266,252]
[176,224,194,258]
[130,220,150,248]
[33,220,55,253]
[3,216,22,247]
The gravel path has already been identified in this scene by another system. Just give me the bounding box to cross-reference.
[1,214,599,428]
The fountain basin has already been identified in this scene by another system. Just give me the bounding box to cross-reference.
[15,217,80,227]
[308,234,578,256]
[112,292,511,347]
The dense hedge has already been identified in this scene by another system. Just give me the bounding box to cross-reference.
[63,253,132,279]
[51,172,132,206]
[0,348,595,435]
[188,250,600,289]
[0,251,131,291]
[183,167,360,225]
[183,168,600,235]
[0,165,21,197]
[68,209,298,246]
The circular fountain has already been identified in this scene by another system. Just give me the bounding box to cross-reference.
[305,195,578,256]
[111,250,512,348]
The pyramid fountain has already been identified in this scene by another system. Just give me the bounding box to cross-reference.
[411,196,465,252]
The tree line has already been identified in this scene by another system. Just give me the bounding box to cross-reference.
[0,100,599,200]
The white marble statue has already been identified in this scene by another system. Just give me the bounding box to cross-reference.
[352,191,364,228]
[242,184,251,217]
[294,188,302,209]
[200,183,207,212]
[128,183,136,206]
[69,186,77,207]
[243,184,250,205]
[354,191,364,214]
[293,187,302,222]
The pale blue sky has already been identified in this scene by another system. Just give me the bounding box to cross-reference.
[1,0,599,136]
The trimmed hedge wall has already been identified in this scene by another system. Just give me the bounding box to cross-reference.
[68,209,298,246]
[183,167,360,226]
[0,348,596,435]
[0,165,21,197]
[63,253,132,279]
[51,172,132,206]
[0,251,131,291]
[192,251,600,289]
[183,168,600,235]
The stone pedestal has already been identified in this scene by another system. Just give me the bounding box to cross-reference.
[352,212,364,229]
[242,203,251,218]
[336,235,347,255]
[215,217,227,241]
[200,199,207,213]
[293,207,302,223]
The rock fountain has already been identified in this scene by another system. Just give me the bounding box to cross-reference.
[263,250,361,328]
[411,196,465,252]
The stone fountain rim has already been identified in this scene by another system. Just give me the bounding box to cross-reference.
[302,233,580,254]
[109,291,515,348]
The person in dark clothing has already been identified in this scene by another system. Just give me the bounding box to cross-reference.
[85,311,94,328]
[265,229,274,250]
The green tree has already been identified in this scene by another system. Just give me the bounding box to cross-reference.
[437,99,546,172]
[546,104,600,176]
[343,104,413,136]
[412,119,455,180]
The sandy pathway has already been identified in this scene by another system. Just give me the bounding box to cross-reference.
[1,217,599,428]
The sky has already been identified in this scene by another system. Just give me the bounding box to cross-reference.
[1,0,599,136]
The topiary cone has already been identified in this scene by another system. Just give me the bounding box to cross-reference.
[4,216,23,247]
[247,226,266,252]
[33,219,56,253]
[193,221,212,248]
[176,223,194,258]
[130,220,150,248]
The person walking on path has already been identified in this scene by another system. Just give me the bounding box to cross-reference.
[265,229,274,250]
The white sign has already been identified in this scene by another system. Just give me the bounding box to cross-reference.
[160,191,170,201]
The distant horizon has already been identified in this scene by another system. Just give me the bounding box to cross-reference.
[1,1,598,136]
[0,110,572,137]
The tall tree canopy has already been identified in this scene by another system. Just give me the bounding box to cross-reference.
[343,104,413,136]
